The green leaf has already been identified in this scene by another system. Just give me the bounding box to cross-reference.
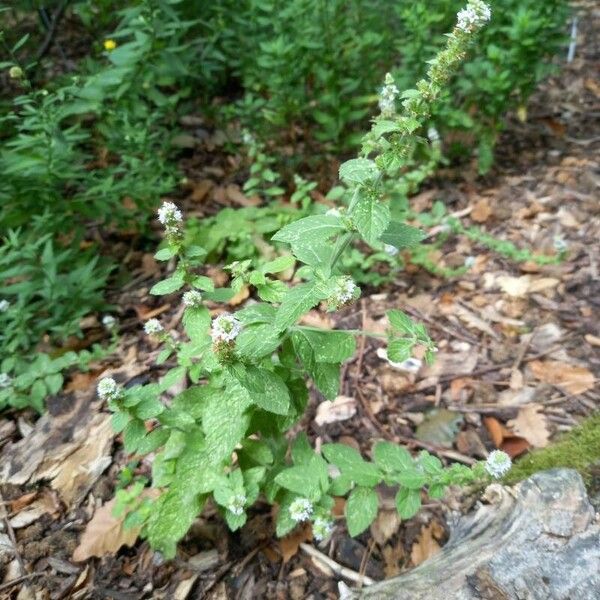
[235,323,282,360]
[395,469,427,490]
[123,419,147,453]
[372,441,414,473]
[261,255,295,274]
[293,329,356,363]
[111,411,131,434]
[256,280,287,303]
[351,195,390,245]
[276,493,299,537]
[339,158,379,185]
[428,484,445,499]
[345,487,378,536]
[137,428,170,454]
[275,466,321,500]
[387,310,416,335]
[272,215,345,246]
[183,306,211,341]
[146,488,205,558]
[134,396,165,420]
[322,443,381,487]
[313,362,340,400]
[191,275,215,292]
[380,221,425,250]
[372,120,401,139]
[387,338,414,363]
[395,487,421,519]
[44,373,63,395]
[240,439,274,466]
[291,433,314,465]
[274,281,329,331]
[150,276,184,295]
[154,247,175,261]
[202,377,252,464]
[238,366,290,415]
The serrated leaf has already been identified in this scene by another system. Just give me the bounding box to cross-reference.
[322,443,381,487]
[134,396,165,420]
[395,469,427,489]
[372,120,401,139]
[137,428,170,454]
[111,411,131,434]
[275,466,321,500]
[238,366,290,415]
[191,275,215,292]
[123,419,147,453]
[150,276,184,296]
[352,195,390,245]
[387,310,416,334]
[339,158,379,185]
[387,338,414,363]
[236,323,282,360]
[395,487,421,519]
[183,306,211,341]
[380,221,425,249]
[346,487,378,536]
[154,247,175,261]
[313,362,340,400]
[293,329,356,363]
[257,280,287,303]
[261,255,295,274]
[274,281,329,331]
[202,377,252,464]
[272,215,345,245]
[373,441,414,473]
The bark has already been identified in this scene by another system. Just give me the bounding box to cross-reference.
[349,469,600,600]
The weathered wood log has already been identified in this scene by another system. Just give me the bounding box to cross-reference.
[349,469,600,600]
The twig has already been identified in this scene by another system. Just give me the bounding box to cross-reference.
[299,543,376,586]
[0,489,31,593]
[567,16,578,63]
[34,0,71,63]
[0,573,44,593]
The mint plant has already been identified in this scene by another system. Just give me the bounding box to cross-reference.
[102,2,509,558]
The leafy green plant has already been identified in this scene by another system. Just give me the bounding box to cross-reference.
[102,3,512,558]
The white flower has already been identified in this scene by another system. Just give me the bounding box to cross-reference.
[331,277,358,307]
[211,313,242,343]
[0,373,12,389]
[144,319,163,336]
[102,315,117,330]
[456,1,491,32]
[157,201,183,234]
[97,377,120,402]
[427,127,440,143]
[485,450,512,478]
[312,517,334,541]
[378,72,400,117]
[227,494,246,516]
[0,299,9,312]
[553,236,568,253]
[464,256,476,268]
[183,290,203,308]
[289,498,313,523]
[384,244,399,257]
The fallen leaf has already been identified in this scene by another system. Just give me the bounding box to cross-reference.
[314,396,357,426]
[279,524,312,563]
[227,285,250,306]
[382,543,405,577]
[507,404,550,448]
[411,522,443,566]
[415,409,463,448]
[189,179,214,203]
[134,303,171,320]
[73,499,140,561]
[471,198,492,223]
[529,360,595,395]
[370,510,400,546]
[226,184,260,207]
[483,416,530,458]
[496,275,531,298]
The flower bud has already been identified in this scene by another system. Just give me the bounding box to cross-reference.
[485,450,511,478]
[289,498,313,523]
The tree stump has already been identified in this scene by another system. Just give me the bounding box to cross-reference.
[351,469,600,599]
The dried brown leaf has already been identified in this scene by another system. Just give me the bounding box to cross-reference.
[529,360,595,395]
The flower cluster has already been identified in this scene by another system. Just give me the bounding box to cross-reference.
[144,318,164,336]
[102,315,117,330]
[157,201,183,236]
[227,494,247,516]
[0,299,9,312]
[456,0,491,33]
[312,517,334,542]
[378,72,400,117]
[289,498,313,523]
[329,277,359,310]
[485,450,512,478]
[97,377,121,402]
[0,373,12,389]
[183,290,203,308]
[553,235,568,253]
[103,39,117,51]
[210,313,242,343]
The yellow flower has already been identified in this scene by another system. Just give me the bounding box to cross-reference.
[103,39,117,51]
